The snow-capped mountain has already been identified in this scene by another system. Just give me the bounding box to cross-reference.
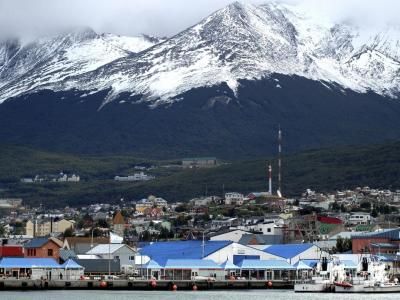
[0,1,400,106]
[0,28,160,99]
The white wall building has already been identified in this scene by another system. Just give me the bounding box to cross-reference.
[225,193,244,205]
[349,213,371,225]
[205,242,283,264]
[86,244,137,273]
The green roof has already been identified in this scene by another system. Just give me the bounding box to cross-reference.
[355,224,376,232]
[318,223,338,235]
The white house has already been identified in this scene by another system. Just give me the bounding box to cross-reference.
[86,244,136,273]
[237,220,284,235]
[348,213,371,225]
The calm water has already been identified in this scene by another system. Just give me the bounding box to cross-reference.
[0,290,398,300]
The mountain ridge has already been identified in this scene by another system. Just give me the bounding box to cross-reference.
[0,1,400,105]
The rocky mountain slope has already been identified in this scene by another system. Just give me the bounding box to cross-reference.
[0,1,400,158]
[1,2,399,106]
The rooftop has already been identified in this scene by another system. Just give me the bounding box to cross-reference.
[86,244,128,255]
[264,243,314,259]
[140,241,232,263]
[24,238,51,248]
[0,258,60,268]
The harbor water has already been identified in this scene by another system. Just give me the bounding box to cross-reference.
[0,290,397,300]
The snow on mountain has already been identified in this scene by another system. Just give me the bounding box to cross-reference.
[0,28,161,100]
[0,1,400,106]
[101,33,163,53]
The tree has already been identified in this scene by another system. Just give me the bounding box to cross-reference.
[63,227,74,237]
[336,237,352,253]
[336,236,344,253]
[0,225,5,236]
[371,208,378,218]
[96,219,109,228]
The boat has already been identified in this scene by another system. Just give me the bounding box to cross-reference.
[294,275,334,292]
[335,257,400,293]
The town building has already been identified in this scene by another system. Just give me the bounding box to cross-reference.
[25,219,74,237]
[0,245,24,258]
[114,172,155,182]
[86,244,137,273]
[182,157,218,169]
[23,237,63,261]
[224,193,244,205]
[112,211,125,237]
[348,212,371,225]
[352,228,400,254]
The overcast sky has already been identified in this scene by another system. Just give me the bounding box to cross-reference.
[0,0,398,39]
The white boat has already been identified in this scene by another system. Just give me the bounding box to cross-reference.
[294,276,333,292]
[335,257,400,293]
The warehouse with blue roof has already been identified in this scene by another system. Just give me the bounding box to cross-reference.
[139,240,282,265]
[263,243,328,264]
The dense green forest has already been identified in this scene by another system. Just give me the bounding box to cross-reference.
[0,141,399,208]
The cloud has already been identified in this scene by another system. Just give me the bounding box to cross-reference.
[0,0,399,40]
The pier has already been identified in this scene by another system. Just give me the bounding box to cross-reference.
[0,279,294,290]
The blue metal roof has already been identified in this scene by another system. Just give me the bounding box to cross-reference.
[139,241,232,263]
[164,259,222,269]
[0,258,61,268]
[264,243,314,259]
[60,259,84,269]
[352,228,400,240]
[24,238,50,248]
[237,259,295,270]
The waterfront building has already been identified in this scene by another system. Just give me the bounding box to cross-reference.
[86,244,136,273]
[142,259,225,280]
[0,257,84,280]
[24,238,63,261]
[140,240,282,265]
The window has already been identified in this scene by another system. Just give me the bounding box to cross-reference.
[114,256,120,259]
[129,256,135,261]
[267,228,271,233]
[48,249,53,256]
